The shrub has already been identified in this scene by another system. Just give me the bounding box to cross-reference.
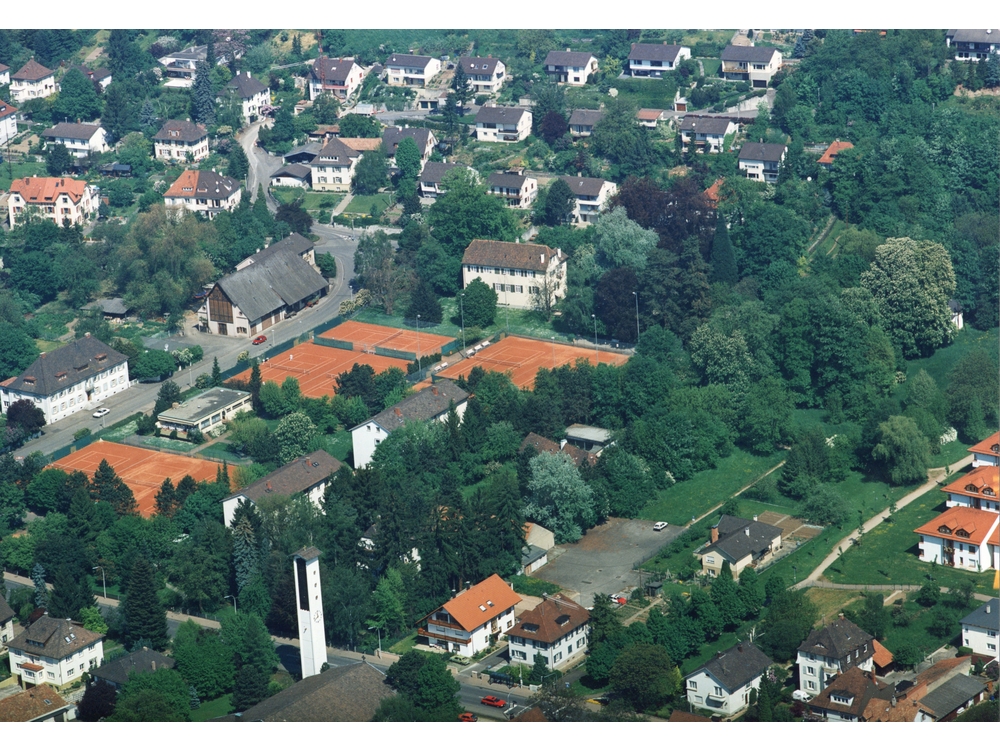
[73,428,92,440]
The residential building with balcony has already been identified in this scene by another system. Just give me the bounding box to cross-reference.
[7,176,97,227]
[627,43,691,77]
[679,116,737,153]
[7,615,104,688]
[157,45,230,87]
[417,574,521,658]
[224,71,271,123]
[462,240,567,310]
[10,60,56,103]
[543,50,598,85]
[915,505,1000,571]
[946,29,1000,60]
[636,108,667,128]
[685,642,772,717]
[796,615,875,697]
[568,108,603,137]
[720,45,782,87]
[164,170,241,218]
[458,56,506,94]
[0,63,9,86]
[557,175,617,224]
[309,57,365,101]
[385,54,441,87]
[153,119,210,162]
[508,595,589,670]
[969,432,1000,468]
[487,170,538,209]
[738,142,786,183]
[475,106,532,142]
[942,464,1000,513]
[697,514,783,578]
[382,126,437,164]
[309,137,361,193]
[41,122,109,160]
[418,161,467,198]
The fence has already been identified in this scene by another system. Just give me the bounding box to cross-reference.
[373,346,415,361]
[315,337,354,351]
[47,411,143,463]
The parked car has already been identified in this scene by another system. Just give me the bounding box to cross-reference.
[252,335,267,345]
[480,695,507,708]
[653,521,668,531]
[458,712,478,722]
[93,407,110,419]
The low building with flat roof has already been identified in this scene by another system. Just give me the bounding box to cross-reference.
[156,387,253,437]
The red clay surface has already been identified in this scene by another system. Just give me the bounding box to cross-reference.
[230,341,409,399]
[319,320,455,357]
[51,440,226,518]
[438,335,629,390]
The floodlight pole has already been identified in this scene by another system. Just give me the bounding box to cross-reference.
[416,314,421,363]
[460,293,466,350]
[93,566,106,599]
[591,314,598,364]
[633,290,640,346]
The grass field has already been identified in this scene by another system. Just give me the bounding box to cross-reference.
[344,193,393,216]
[196,442,246,462]
[322,430,353,463]
[0,161,45,192]
[190,694,233,721]
[35,339,64,353]
[823,483,998,595]
[902,326,999,389]
[388,632,418,655]
[805,588,863,623]
[639,448,786,525]
[876,596,963,658]
[699,58,722,77]
[29,300,77,341]
[143,436,198,452]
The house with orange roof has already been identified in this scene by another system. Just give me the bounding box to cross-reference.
[417,574,521,657]
[704,178,725,209]
[7,176,96,227]
[969,432,1000,468]
[871,640,894,675]
[943,464,1000,514]
[914,505,1000,571]
[164,170,241,218]
[817,140,854,167]
[636,108,667,128]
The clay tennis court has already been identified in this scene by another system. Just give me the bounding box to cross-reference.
[438,335,629,390]
[230,341,410,399]
[51,441,225,518]
[319,320,455,357]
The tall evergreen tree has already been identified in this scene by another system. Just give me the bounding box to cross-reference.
[211,357,222,386]
[139,99,158,132]
[451,61,469,102]
[32,563,48,608]
[249,361,263,411]
[121,557,169,650]
[91,459,138,516]
[233,664,269,711]
[227,143,249,181]
[47,564,96,620]
[710,562,745,629]
[709,216,738,284]
[192,60,216,125]
[155,477,176,517]
[232,517,260,593]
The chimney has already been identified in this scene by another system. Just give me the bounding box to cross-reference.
[839,613,845,620]
[711,526,719,544]
[540,253,545,264]
[871,670,877,685]
[560,439,567,449]
[745,527,750,537]
[394,407,402,417]
[152,660,156,670]
[753,515,758,522]
[432,386,438,396]
[891,695,897,707]
[988,605,992,614]
[737,644,743,652]
[266,481,272,492]
[566,48,571,52]
[85,332,91,337]
[172,402,179,408]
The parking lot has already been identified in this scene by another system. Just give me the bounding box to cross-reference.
[534,518,683,607]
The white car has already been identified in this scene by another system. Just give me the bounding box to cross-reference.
[653,521,669,531]
[93,408,111,419]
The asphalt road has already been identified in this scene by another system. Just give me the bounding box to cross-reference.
[239,120,283,212]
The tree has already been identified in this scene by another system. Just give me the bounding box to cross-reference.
[531,83,566,137]
[32,563,48,608]
[353,146,389,195]
[210,357,222,387]
[366,567,408,639]
[79,605,109,634]
[91,459,138,516]
[233,664,270,711]
[803,484,852,526]
[219,611,279,677]
[591,99,653,178]
[338,113,382,138]
[609,643,681,713]
[132,350,176,381]
[539,110,569,145]
[451,60,469,100]
[710,563,745,629]
[45,143,72,176]
[192,60,216,125]
[709,216,738,284]
[917,579,940,607]
[101,83,141,145]
[852,593,891,640]
[171,620,236,699]
[121,556,169,650]
[52,67,102,123]
[354,230,409,315]
[871,415,930,485]
[155,477,177,517]
[107,29,147,78]
[405,279,443,324]
[461,278,497,328]
[525,451,597,543]
[227,143,249,181]
[5,399,46,436]
[77,679,117,721]
[860,238,956,358]
[538,178,577,227]
[595,267,639,343]
[276,199,313,236]
[47,564,95,620]
[394,137,422,182]
[427,169,519,257]
[594,206,657,271]
[0,327,40,380]
[946,350,1000,443]
[739,376,793,453]
[108,669,191,722]
[738,567,765,618]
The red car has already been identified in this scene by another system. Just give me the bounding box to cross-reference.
[458,712,478,722]
[252,335,267,345]
[480,695,507,708]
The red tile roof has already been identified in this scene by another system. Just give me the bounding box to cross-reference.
[437,574,521,632]
[872,639,894,669]
[817,140,854,165]
[9,176,89,205]
[703,177,725,207]
[0,685,69,722]
[968,432,1000,459]
[12,59,54,82]
[942,464,1000,501]
[914,506,1000,545]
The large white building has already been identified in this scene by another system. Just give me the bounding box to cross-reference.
[685,641,773,717]
[42,122,109,160]
[0,334,130,425]
[7,615,104,688]
[969,432,1000,468]
[796,616,875,697]
[385,54,441,87]
[417,574,521,658]
[7,176,97,227]
[153,119,210,162]
[457,56,506,94]
[960,598,999,659]
[10,60,56,103]
[462,239,567,311]
[351,382,469,469]
[507,595,589,671]
[224,71,271,123]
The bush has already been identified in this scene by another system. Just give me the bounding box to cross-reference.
[188,429,205,445]
[73,428,92,440]
[511,575,562,597]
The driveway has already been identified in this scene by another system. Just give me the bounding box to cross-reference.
[533,518,682,607]
[238,120,283,212]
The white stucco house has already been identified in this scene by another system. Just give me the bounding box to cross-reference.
[474,106,532,143]
[0,99,18,148]
[41,123,109,160]
[796,615,875,697]
[558,176,618,225]
[507,595,589,670]
[417,574,521,658]
[0,334,129,425]
[685,641,773,717]
[738,142,787,184]
[960,598,999,659]
[7,616,104,688]
[462,239,567,311]
[10,60,56,103]
[351,382,469,469]
[627,43,691,77]
[385,54,441,87]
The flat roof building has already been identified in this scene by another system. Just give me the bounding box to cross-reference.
[156,387,253,436]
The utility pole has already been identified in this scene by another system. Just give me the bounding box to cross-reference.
[632,290,640,346]
[460,293,466,350]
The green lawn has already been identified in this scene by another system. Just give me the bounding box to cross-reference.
[301,192,343,211]
[699,58,722,77]
[35,339,64,353]
[0,161,45,192]
[190,694,234,721]
[823,483,997,595]
[142,436,197,452]
[196,442,248,463]
[28,300,77,341]
[876,597,964,659]
[344,193,392,216]
[511,575,562,597]
[388,632,418,655]
[271,186,306,205]
[903,326,999,389]
[613,77,679,111]
[639,448,786,525]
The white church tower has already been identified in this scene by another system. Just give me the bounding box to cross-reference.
[293,546,327,678]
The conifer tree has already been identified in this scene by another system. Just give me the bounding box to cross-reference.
[233,664,269,711]
[139,99,158,132]
[232,517,260,593]
[192,60,216,126]
[211,357,222,386]
[710,562,745,629]
[122,557,169,650]
[227,143,249,181]
[92,459,138,516]
[249,361,263,411]
[709,216,738,284]
[32,563,48,608]
[47,564,96,620]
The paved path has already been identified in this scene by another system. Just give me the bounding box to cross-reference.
[794,455,974,589]
[239,121,283,212]
[805,215,837,255]
[799,580,996,604]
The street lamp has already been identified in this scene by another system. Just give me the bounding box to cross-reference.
[368,625,382,656]
[460,293,466,350]
[632,290,640,346]
[93,566,106,599]
[591,314,598,364]
[503,285,509,333]
[551,336,556,368]
[416,314,421,364]
[225,594,237,614]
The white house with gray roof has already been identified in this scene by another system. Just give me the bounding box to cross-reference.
[487,170,538,209]
[0,333,129,425]
[223,71,271,123]
[153,119,210,162]
[627,43,691,77]
[946,30,1000,60]
[7,615,105,688]
[698,514,783,578]
[309,57,366,101]
[41,123,109,159]
[0,98,17,148]
[543,50,598,85]
[685,641,773,716]
[720,45,783,87]
[309,137,361,193]
[568,109,604,138]
[738,142,787,184]
[960,597,999,659]
[558,175,617,224]
[156,387,253,438]
[351,382,469,469]
[796,614,875,697]
[679,116,737,153]
[418,161,467,198]
[386,54,441,87]
[458,56,506,94]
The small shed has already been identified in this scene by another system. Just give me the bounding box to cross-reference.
[83,297,132,319]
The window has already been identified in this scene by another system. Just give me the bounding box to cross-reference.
[67,668,74,676]
[713,686,724,697]
[693,696,703,704]
[989,644,997,651]
[577,637,586,648]
[806,666,815,676]
[808,681,816,690]
[553,652,563,663]
[688,680,697,689]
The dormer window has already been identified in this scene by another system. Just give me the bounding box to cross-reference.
[966,484,981,493]
[939,526,952,535]
[956,529,970,538]
[556,614,570,626]
[522,623,539,632]
[56,371,67,380]
[95,353,107,362]
[984,487,995,497]
[831,693,853,705]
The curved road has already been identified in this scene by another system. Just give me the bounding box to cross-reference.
[239,120,283,212]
